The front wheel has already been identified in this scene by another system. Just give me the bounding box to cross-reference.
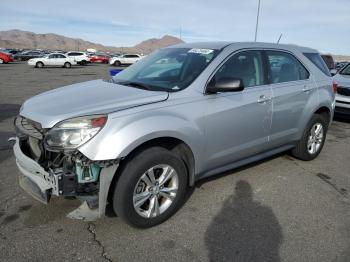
[36,62,44,68]
[291,114,329,161]
[113,60,121,66]
[64,62,71,68]
[113,147,188,228]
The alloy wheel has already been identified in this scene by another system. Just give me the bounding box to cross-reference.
[307,123,324,154]
[133,164,179,218]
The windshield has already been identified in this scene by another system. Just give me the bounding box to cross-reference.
[112,47,219,91]
[340,63,350,75]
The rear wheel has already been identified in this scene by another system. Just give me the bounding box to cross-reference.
[81,60,87,66]
[291,114,329,161]
[36,62,44,68]
[113,147,188,228]
[64,62,71,68]
[113,60,121,66]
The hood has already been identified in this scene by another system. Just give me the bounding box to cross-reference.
[21,79,169,128]
[334,74,350,87]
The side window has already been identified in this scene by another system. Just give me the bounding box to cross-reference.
[303,53,331,76]
[212,50,265,88]
[266,51,309,84]
[48,54,55,59]
[57,54,66,58]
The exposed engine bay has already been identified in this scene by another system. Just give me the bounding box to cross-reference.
[13,116,119,220]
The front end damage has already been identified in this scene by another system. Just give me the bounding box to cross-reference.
[11,116,119,221]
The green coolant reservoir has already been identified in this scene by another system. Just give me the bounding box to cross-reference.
[75,162,101,183]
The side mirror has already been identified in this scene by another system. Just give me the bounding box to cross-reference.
[207,77,244,94]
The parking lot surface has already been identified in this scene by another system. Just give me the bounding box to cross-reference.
[0,62,349,262]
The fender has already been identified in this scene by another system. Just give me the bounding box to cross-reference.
[295,80,334,140]
[78,112,205,172]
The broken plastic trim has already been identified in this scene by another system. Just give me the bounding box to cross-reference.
[67,164,119,221]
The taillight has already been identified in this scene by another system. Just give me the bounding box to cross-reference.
[332,80,337,93]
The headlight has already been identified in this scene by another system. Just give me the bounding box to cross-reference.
[44,115,107,150]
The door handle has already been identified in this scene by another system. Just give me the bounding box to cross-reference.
[257,95,271,104]
[302,86,311,92]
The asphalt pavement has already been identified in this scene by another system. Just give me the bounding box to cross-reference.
[0,62,349,262]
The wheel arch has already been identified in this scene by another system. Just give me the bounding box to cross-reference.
[313,106,332,123]
[106,136,196,209]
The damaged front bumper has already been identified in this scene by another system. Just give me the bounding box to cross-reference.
[11,137,119,221]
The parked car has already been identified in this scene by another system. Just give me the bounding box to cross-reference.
[335,61,348,72]
[2,49,22,55]
[109,54,143,66]
[0,52,14,64]
[333,63,350,116]
[11,42,335,228]
[321,54,335,71]
[66,51,90,65]
[28,53,77,68]
[14,51,44,61]
[89,54,110,63]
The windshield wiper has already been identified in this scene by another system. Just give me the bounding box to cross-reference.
[113,80,152,90]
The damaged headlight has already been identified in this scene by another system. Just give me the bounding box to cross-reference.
[44,115,107,150]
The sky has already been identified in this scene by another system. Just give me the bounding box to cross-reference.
[0,0,349,54]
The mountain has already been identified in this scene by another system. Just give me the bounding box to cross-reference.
[134,35,184,53]
[0,29,184,54]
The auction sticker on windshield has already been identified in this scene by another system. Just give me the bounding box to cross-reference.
[188,48,214,55]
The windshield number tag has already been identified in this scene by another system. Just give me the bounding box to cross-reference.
[188,48,214,55]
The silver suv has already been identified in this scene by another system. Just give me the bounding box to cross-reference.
[11,42,335,227]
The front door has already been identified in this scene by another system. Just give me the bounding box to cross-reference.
[204,50,273,170]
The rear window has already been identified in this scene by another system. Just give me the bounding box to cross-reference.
[303,53,331,76]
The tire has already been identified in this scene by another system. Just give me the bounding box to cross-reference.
[0,59,3,64]
[291,114,329,161]
[36,62,44,68]
[113,147,188,228]
[64,62,71,68]
[113,60,121,66]
[81,60,87,66]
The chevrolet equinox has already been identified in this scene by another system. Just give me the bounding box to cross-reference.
[11,42,336,227]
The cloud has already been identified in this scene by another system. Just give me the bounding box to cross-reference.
[0,0,349,54]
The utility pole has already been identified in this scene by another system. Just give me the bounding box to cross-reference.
[254,0,261,42]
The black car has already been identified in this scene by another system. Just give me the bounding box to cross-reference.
[3,49,22,55]
[13,51,44,61]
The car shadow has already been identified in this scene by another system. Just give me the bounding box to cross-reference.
[205,180,283,262]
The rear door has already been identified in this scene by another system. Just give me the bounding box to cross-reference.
[55,54,67,66]
[204,50,273,169]
[46,54,57,66]
[124,55,136,64]
[265,50,314,147]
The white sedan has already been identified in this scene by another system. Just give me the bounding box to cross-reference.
[109,54,144,66]
[28,53,77,68]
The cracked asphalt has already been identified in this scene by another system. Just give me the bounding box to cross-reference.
[1,62,349,262]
